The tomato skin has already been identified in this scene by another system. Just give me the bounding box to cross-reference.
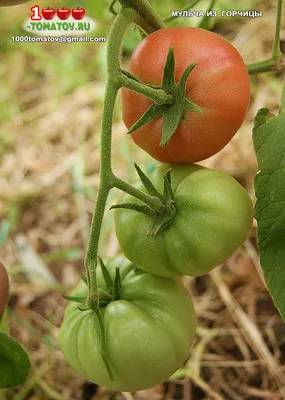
[115,164,253,278]
[122,27,250,164]
[0,262,9,318]
[59,256,196,392]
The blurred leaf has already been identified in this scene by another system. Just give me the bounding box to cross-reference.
[253,82,285,321]
[122,26,142,54]
[0,333,30,388]
[199,0,216,29]
[0,220,10,246]
[41,336,55,347]
[44,248,84,262]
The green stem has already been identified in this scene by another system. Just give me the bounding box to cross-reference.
[247,0,283,74]
[247,58,284,74]
[272,0,282,59]
[84,7,136,380]
[120,73,174,105]
[112,175,168,212]
[119,0,166,33]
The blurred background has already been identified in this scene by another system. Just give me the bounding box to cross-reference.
[1,0,285,398]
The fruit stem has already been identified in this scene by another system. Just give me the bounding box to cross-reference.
[247,0,284,74]
[119,0,166,33]
[119,72,175,105]
[113,175,168,213]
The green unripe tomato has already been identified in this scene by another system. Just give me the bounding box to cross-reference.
[0,262,9,318]
[59,256,196,392]
[115,164,253,278]
[0,0,29,6]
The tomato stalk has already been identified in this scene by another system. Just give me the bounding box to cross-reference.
[119,0,166,33]
[84,3,173,380]
[84,7,135,380]
[247,0,284,74]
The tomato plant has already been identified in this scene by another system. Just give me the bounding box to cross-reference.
[122,26,251,164]
[59,256,196,392]
[1,0,281,394]
[0,262,9,319]
[115,164,253,277]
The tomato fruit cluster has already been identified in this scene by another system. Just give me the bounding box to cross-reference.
[122,27,250,164]
[60,23,253,394]
[0,262,9,319]
[59,256,196,392]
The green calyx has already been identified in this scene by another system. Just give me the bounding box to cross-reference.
[111,164,176,236]
[63,261,123,311]
[126,46,202,145]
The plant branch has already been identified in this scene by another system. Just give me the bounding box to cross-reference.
[119,0,166,33]
[272,0,282,59]
[247,0,284,74]
[247,57,285,74]
[84,6,135,380]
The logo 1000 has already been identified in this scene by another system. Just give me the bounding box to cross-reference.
[31,5,86,20]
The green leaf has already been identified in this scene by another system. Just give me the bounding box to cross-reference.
[134,163,163,199]
[199,0,217,29]
[113,268,121,301]
[163,169,175,202]
[127,103,167,135]
[0,219,10,246]
[77,307,90,312]
[0,333,30,388]
[109,0,118,16]
[162,47,176,92]
[178,63,197,93]
[147,206,176,237]
[253,86,285,321]
[160,101,184,146]
[254,108,275,127]
[110,203,156,217]
[81,275,88,285]
[62,295,87,304]
[99,258,113,290]
[183,98,203,114]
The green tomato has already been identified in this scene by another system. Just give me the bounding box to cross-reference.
[114,164,253,278]
[59,256,196,392]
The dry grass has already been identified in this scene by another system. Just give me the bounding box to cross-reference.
[1,0,285,398]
